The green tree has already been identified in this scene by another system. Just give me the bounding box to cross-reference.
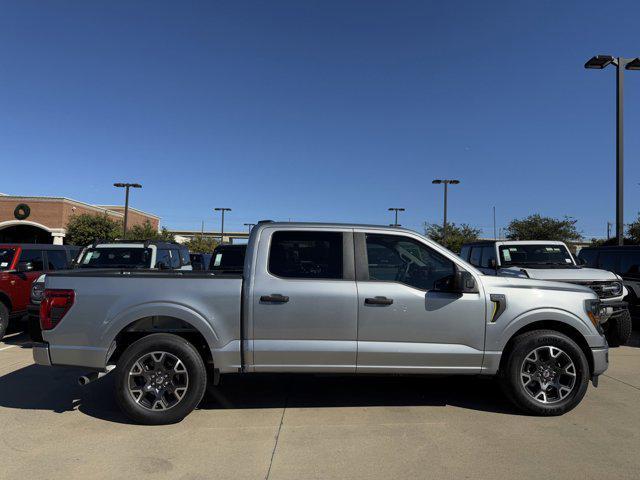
[424,222,481,253]
[125,220,175,242]
[626,215,640,244]
[505,214,581,243]
[184,236,219,253]
[65,213,122,246]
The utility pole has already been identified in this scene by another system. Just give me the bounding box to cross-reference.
[585,55,640,245]
[388,207,405,227]
[214,208,231,244]
[493,206,497,240]
[113,182,142,237]
[432,179,460,244]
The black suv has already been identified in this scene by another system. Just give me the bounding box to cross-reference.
[578,245,640,315]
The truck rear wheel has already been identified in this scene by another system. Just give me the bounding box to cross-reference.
[501,330,590,416]
[114,333,207,425]
[604,310,632,347]
[0,303,8,341]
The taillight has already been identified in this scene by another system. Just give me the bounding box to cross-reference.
[40,289,75,331]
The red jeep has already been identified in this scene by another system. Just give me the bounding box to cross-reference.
[0,244,77,340]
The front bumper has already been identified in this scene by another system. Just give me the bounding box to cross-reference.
[591,347,609,376]
[32,342,51,366]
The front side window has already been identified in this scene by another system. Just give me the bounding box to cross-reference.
[269,231,343,279]
[47,250,68,270]
[155,249,171,268]
[598,252,620,273]
[169,249,181,269]
[0,249,15,270]
[365,234,455,290]
[499,244,574,267]
[578,249,598,267]
[469,247,482,267]
[620,252,640,277]
[179,247,190,266]
[19,249,45,271]
[481,246,496,268]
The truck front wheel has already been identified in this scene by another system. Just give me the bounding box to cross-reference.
[501,330,590,416]
[114,333,207,425]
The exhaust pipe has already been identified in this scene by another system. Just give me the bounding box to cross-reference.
[78,365,114,386]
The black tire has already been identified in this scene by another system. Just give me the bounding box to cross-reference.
[501,330,590,416]
[114,333,207,425]
[0,303,9,341]
[604,310,632,347]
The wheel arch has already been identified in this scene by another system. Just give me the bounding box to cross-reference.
[104,304,220,368]
[498,320,594,375]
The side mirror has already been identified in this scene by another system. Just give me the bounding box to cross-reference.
[489,258,497,269]
[434,266,478,293]
[156,261,170,270]
[576,257,587,266]
[16,261,33,272]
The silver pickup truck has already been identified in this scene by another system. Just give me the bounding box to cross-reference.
[33,222,609,424]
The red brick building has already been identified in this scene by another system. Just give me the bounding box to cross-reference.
[0,194,160,245]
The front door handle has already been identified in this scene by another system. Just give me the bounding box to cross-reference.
[260,294,289,303]
[364,296,394,306]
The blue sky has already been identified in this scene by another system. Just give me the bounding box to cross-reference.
[1,1,640,238]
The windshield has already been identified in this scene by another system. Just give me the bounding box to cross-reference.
[499,244,574,267]
[0,248,15,270]
[78,247,152,268]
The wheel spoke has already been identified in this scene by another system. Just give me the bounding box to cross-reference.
[520,345,576,405]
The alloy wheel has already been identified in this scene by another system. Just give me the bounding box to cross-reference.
[520,346,576,404]
[128,351,189,411]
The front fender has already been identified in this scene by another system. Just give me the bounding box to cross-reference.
[486,307,600,353]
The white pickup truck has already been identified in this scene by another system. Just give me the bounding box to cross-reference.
[460,240,632,346]
[33,223,609,424]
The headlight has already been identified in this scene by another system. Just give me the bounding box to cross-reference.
[585,299,606,327]
[610,281,623,296]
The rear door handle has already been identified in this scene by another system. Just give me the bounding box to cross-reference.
[365,296,394,306]
[260,294,289,303]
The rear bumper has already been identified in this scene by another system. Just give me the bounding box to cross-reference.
[32,343,52,366]
[591,347,609,376]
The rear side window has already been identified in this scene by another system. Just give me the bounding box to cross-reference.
[459,245,471,261]
[469,247,482,267]
[46,250,68,270]
[156,249,171,268]
[269,231,343,279]
[19,249,45,270]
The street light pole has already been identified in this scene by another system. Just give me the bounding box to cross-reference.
[388,207,405,227]
[585,55,640,246]
[432,179,460,244]
[214,208,231,243]
[244,223,255,233]
[113,182,142,237]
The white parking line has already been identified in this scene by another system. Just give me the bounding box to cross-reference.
[0,345,16,352]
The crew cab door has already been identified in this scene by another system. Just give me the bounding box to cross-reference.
[355,231,486,373]
[9,248,45,312]
[250,228,357,372]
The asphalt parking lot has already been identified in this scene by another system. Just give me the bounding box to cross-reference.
[1,332,639,480]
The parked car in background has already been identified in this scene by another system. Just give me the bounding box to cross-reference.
[77,240,192,271]
[189,253,213,271]
[460,240,632,346]
[578,245,640,316]
[34,223,609,424]
[210,244,246,273]
[0,244,78,340]
[28,241,191,341]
